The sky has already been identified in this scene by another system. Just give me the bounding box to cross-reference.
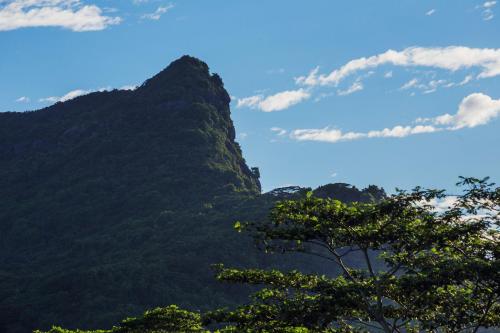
[1,0,499,193]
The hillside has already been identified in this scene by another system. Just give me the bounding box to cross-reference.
[0,56,384,333]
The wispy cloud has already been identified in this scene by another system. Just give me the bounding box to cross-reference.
[38,84,139,104]
[290,125,439,143]
[337,80,363,96]
[236,95,263,108]
[266,68,285,75]
[480,1,496,20]
[400,76,472,94]
[426,9,436,16]
[422,79,448,94]
[286,93,500,143]
[458,75,473,86]
[0,0,122,32]
[15,96,30,102]
[270,127,287,136]
[295,46,500,87]
[484,0,497,7]
[400,78,419,90]
[237,89,311,112]
[141,4,174,20]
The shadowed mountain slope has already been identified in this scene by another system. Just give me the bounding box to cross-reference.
[0,56,384,333]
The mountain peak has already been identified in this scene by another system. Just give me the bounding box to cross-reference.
[144,56,209,85]
[168,55,210,72]
[138,55,227,103]
[0,56,260,206]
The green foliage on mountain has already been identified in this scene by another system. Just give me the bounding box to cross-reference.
[36,178,500,333]
[0,56,385,333]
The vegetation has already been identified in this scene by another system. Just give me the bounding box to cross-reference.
[37,177,499,332]
[4,56,496,332]
[0,56,384,332]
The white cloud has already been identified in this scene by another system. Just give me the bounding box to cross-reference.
[290,125,438,143]
[15,96,30,102]
[400,78,419,90]
[337,80,363,96]
[141,4,174,20]
[32,81,149,107]
[476,2,496,21]
[236,95,262,108]
[295,46,500,87]
[39,83,140,104]
[237,89,311,112]
[458,75,473,86]
[288,93,500,143]
[270,127,287,136]
[400,77,466,94]
[294,66,320,86]
[257,89,311,112]
[239,46,500,112]
[39,88,89,103]
[426,9,436,16]
[238,132,248,140]
[422,79,447,94]
[421,93,500,129]
[427,196,458,213]
[483,9,494,20]
[0,0,122,32]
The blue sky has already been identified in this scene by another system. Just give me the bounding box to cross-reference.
[1,0,499,193]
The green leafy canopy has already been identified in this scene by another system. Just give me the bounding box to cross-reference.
[41,177,499,332]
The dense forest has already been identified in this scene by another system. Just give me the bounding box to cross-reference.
[36,177,500,332]
[0,56,385,333]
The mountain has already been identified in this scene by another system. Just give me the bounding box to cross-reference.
[0,56,384,333]
[0,56,260,209]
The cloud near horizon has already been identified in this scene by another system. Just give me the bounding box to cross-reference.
[39,88,90,103]
[288,93,500,143]
[39,84,137,103]
[0,0,122,32]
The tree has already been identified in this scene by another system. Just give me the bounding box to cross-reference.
[35,305,207,333]
[210,177,499,332]
[37,178,499,332]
